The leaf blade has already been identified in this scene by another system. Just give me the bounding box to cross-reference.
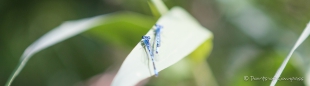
[6,15,108,86]
[111,7,213,86]
[6,12,150,86]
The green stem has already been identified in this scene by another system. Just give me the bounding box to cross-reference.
[148,0,169,16]
[5,55,31,86]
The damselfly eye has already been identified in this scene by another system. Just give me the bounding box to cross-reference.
[142,36,147,39]
[155,24,163,28]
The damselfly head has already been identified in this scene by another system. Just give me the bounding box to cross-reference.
[142,36,150,39]
[155,24,163,29]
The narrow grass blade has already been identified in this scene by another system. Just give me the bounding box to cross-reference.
[270,22,310,86]
[6,13,110,86]
[111,7,213,86]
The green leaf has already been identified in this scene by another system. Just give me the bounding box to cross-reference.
[188,38,217,86]
[85,12,156,47]
[6,14,107,86]
[188,38,213,63]
[5,11,153,86]
[111,7,213,86]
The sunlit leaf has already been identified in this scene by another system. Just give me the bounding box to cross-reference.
[111,7,213,86]
[146,34,215,86]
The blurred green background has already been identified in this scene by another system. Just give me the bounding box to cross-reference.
[1,0,310,86]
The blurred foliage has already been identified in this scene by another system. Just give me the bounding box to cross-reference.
[1,0,310,86]
[255,0,310,32]
[86,12,156,48]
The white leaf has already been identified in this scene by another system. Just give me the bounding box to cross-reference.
[111,7,213,86]
[271,21,310,86]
